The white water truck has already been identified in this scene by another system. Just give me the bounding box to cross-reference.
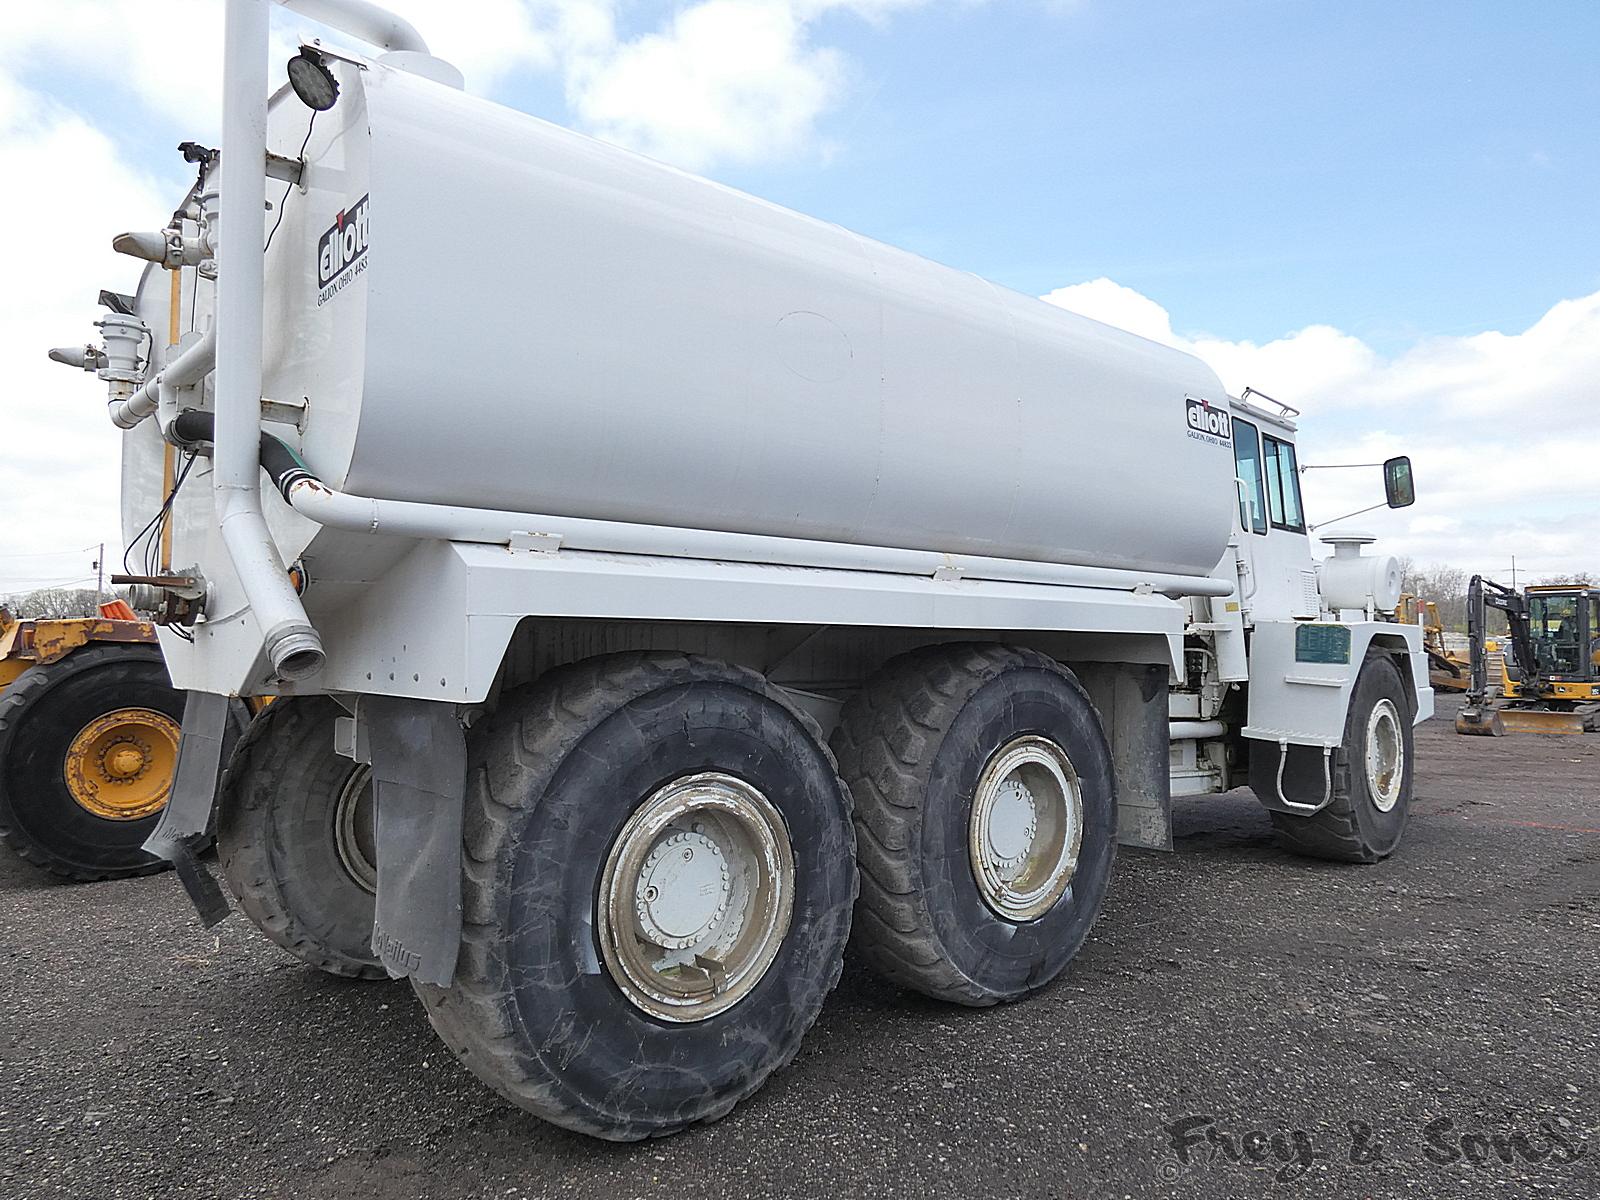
[53,0,1431,1140]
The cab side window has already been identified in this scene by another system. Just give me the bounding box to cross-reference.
[1232,417,1267,535]
[1262,434,1306,533]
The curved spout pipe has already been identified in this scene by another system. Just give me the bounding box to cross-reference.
[276,0,430,53]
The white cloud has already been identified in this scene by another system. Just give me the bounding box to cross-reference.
[0,1,549,129]
[0,0,946,581]
[565,1,847,170]
[0,2,938,172]
[0,2,228,130]
[1043,279,1600,580]
[1040,279,1175,344]
[0,76,172,591]
[6,3,1587,590]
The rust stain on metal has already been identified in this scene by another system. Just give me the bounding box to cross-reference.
[0,618,158,690]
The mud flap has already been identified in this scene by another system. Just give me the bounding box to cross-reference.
[142,690,232,927]
[1075,662,1169,850]
[361,696,465,987]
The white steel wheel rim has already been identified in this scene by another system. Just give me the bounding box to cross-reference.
[333,764,378,894]
[968,735,1083,923]
[598,772,795,1023]
[1365,699,1404,813]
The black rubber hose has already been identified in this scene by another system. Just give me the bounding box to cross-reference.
[168,410,317,502]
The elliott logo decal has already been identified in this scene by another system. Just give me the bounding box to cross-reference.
[1185,397,1232,445]
[316,195,369,305]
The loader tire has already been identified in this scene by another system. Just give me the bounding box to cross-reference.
[832,643,1116,1007]
[0,644,185,881]
[1266,655,1414,863]
[218,696,383,979]
[413,652,856,1140]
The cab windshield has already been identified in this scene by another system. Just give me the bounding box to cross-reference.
[1527,593,1596,676]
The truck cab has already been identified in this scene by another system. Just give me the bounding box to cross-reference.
[1167,390,1432,847]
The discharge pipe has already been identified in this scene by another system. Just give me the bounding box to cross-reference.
[209,0,456,681]
[215,0,322,679]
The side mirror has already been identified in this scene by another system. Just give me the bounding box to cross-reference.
[1383,456,1415,508]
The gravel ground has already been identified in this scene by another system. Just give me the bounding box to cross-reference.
[2,694,1596,1199]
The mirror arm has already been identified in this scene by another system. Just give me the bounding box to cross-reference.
[1308,501,1387,533]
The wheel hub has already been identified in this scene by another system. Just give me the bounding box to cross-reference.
[103,742,149,779]
[968,735,1084,923]
[984,778,1038,879]
[598,773,794,1023]
[1365,699,1404,812]
[635,830,732,948]
[63,707,181,822]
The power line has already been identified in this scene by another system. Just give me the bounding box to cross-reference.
[0,546,100,560]
[0,574,105,592]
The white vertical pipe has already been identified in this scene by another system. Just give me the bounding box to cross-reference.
[217,0,324,679]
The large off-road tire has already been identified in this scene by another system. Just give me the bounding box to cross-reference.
[832,643,1117,1007]
[413,652,856,1141]
[1265,655,1414,863]
[0,644,190,881]
[217,696,383,979]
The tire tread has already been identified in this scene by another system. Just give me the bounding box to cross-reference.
[833,642,1101,1007]
[217,697,385,979]
[0,644,174,881]
[412,651,856,1140]
[1266,655,1411,864]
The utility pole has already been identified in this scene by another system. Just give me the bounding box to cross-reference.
[1510,554,1517,590]
[95,543,104,601]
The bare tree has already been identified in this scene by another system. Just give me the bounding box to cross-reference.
[7,587,102,620]
[1396,555,1419,597]
[1405,563,1470,630]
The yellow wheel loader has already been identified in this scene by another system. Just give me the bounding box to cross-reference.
[0,601,246,879]
[1396,593,1470,693]
[1456,578,1600,735]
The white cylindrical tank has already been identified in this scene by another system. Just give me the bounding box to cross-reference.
[1318,534,1403,613]
[224,57,1238,579]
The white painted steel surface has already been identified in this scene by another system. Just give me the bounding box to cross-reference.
[1317,533,1403,614]
[241,56,1236,581]
[117,45,1249,696]
[276,539,1189,703]
[1242,620,1433,747]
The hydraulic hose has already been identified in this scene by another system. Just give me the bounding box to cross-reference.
[171,410,314,499]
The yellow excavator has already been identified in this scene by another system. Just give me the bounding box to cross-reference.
[1457,578,1600,735]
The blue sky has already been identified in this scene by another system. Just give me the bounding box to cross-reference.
[25,1,1599,348]
[3,0,1597,586]
[730,1,1600,352]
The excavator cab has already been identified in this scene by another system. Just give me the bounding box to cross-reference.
[1519,586,1600,683]
[1458,578,1600,735]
